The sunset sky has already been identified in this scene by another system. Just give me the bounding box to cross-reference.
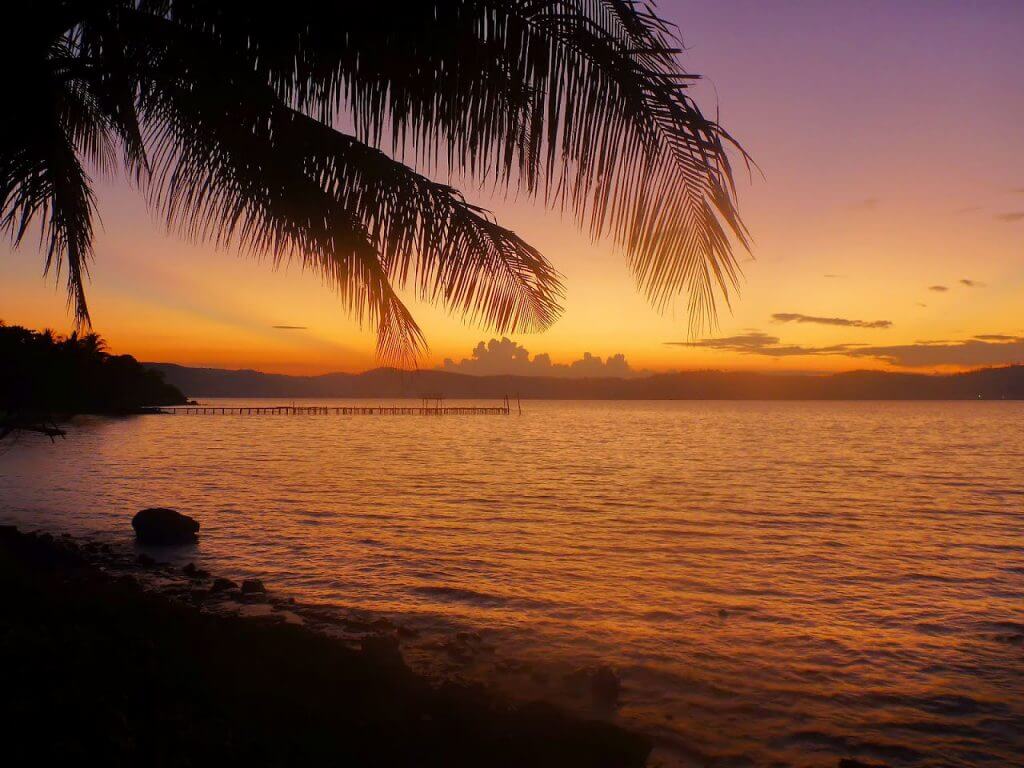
[3,0,1023,376]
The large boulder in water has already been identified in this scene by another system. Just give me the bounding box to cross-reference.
[132,508,199,545]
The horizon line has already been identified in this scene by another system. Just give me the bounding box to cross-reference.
[141,360,1023,380]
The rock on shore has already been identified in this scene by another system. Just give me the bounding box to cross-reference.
[0,524,652,767]
[131,507,199,545]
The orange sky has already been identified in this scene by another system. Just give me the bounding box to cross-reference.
[3,1,1023,376]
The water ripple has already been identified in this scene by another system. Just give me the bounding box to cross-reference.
[2,399,1023,767]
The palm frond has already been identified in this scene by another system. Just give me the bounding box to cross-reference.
[148,0,749,330]
[1,38,99,326]
[281,109,563,335]
[6,1,752,359]
[130,21,426,362]
[128,9,560,358]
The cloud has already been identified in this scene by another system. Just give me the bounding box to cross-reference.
[667,332,1024,368]
[666,333,860,358]
[272,325,308,330]
[995,211,1024,222]
[916,303,928,308]
[959,278,985,288]
[440,338,642,378]
[772,312,891,329]
[928,285,948,292]
[845,338,1024,367]
[823,273,844,278]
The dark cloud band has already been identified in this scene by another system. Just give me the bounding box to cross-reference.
[772,313,891,329]
[667,332,1024,368]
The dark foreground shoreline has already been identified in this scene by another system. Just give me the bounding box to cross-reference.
[0,524,650,767]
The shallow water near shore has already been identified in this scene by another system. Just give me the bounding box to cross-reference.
[2,399,1023,766]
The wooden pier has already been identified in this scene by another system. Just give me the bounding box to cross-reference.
[159,396,516,417]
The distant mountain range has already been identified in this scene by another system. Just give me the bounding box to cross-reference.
[145,363,1024,400]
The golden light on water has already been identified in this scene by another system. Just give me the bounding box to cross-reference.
[2,400,1022,765]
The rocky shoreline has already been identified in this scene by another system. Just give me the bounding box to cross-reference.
[36,509,634,718]
[0,518,903,768]
[0,523,650,766]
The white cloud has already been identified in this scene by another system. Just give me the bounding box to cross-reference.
[440,338,642,378]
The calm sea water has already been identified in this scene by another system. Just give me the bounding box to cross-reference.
[2,400,1022,766]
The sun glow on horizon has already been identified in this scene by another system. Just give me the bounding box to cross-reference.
[3,1,1022,378]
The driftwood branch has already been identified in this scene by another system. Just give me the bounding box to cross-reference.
[0,418,68,442]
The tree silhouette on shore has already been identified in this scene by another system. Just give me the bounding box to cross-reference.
[0,322,185,437]
[3,1,748,361]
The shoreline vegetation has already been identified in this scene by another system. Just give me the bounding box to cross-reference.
[0,523,651,766]
[1,323,186,438]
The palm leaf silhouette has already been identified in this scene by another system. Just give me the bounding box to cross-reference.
[2,1,748,362]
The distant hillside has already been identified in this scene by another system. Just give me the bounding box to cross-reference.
[145,363,1024,400]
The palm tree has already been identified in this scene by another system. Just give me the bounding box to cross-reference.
[2,1,748,362]
[1,321,185,440]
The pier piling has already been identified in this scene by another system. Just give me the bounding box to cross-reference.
[157,400,514,417]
